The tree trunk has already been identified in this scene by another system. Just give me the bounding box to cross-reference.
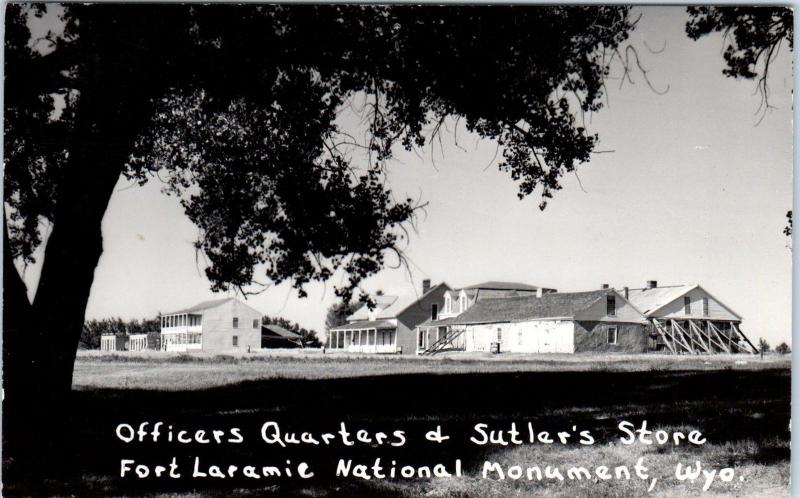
[3,51,154,488]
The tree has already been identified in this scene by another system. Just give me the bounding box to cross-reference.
[686,7,793,252]
[775,342,791,355]
[784,211,792,250]
[758,337,771,357]
[686,7,792,113]
[4,3,637,477]
[325,300,362,337]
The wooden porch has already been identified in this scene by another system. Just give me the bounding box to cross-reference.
[327,328,399,354]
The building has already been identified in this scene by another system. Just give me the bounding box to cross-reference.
[100,333,127,352]
[418,287,647,354]
[127,333,149,352]
[439,281,557,319]
[99,331,158,352]
[326,279,450,354]
[159,297,263,352]
[262,324,304,348]
[415,280,756,355]
[421,281,557,351]
[624,281,758,354]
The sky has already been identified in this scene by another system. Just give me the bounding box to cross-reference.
[18,6,794,346]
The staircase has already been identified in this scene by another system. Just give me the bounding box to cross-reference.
[419,328,466,356]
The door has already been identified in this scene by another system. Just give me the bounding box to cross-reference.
[539,325,558,353]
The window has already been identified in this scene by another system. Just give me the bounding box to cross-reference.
[684,296,692,315]
[232,335,239,347]
[496,328,503,342]
[518,329,523,346]
[431,304,438,321]
[606,295,616,316]
[459,295,467,312]
[444,295,452,314]
[607,326,618,345]
[233,317,239,328]
[253,319,259,329]
[702,298,709,316]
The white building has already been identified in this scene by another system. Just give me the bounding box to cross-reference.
[160,297,263,352]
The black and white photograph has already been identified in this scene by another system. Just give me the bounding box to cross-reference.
[2,3,793,497]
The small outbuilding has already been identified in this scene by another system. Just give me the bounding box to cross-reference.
[262,324,304,348]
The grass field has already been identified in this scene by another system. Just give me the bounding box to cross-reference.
[73,349,789,389]
[9,352,792,497]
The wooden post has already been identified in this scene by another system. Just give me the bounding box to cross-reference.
[732,323,758,354]
[652,320,676,353]
[693,320,712,352]
[704,320,731,353]
[671,320,694,353]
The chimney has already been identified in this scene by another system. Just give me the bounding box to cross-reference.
[623,286,629,299]
[647,280,658,289]
[601,283,609,289]
[536,287,543,298]
[422,279,431,294]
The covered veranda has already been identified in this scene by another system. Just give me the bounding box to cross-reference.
[327,320,399,353]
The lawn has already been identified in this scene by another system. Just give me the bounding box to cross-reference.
[6,352,791,497]
[72,349,789,389]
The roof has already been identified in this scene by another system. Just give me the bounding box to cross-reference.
[346,282,450,321]
[463,281,541,291]
[262,324,302,339]
[330,320,397,331]
[624,285,697,316]
[163,297,233,315]
[449,290,614,325]
[446,288,479,300]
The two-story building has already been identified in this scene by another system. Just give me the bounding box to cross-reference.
[415,280,756,355]
[326,279,450,354]
[418,281,557,353]
[419,286,647,354]
[159,297,263,352]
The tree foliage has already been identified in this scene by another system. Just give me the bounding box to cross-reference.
[325,301,362,333]
[686,6,792,113]
[6,4,637,304]
[775,342,790,355]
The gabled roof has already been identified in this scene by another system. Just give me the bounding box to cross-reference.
[347,295,400,321]
[445,288,479,301]
[625,284,741,320]
[163,297,233,315]
[262,324,302,339]
[164,296,266,318]
[449,290,615,326]
[347,282,450,321]
[625,285,697,316]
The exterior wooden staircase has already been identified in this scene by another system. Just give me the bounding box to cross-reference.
[420,328,466,356]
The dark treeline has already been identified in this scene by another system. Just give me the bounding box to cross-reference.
[80,318,160,349]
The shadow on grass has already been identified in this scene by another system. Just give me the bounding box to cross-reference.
[4,367,790,497]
